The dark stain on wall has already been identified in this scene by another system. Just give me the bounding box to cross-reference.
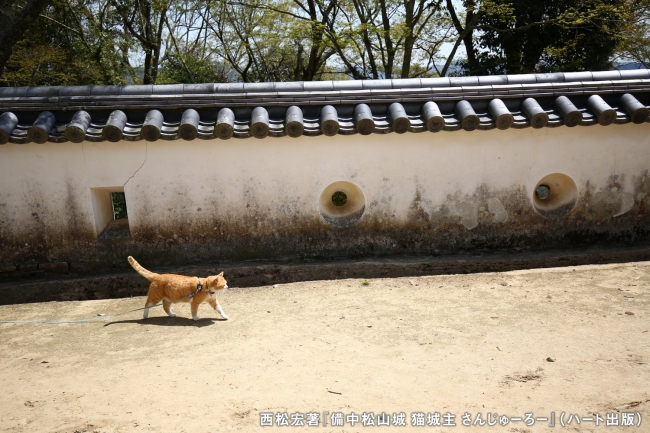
[1,172,649,280]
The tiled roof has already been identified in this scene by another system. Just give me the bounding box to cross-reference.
[0,70,649,143]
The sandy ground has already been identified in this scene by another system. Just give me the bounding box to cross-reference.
[0,261,648,433]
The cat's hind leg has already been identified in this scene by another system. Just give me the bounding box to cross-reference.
[162,300,177,318]
[209,298,229,320]
[143,300,156,319]
[143,289,162,319]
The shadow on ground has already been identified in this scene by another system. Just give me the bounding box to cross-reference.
[103,317,225,328]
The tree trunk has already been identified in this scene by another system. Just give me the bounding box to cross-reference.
[401,35,415,78]
[463,7,478,74]
[446,0,480,75]
[379,0,394,78]
[143,49,153,84]
[400,0,415,78]
[303,0,324,81]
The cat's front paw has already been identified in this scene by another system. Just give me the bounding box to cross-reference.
[221,314,229,320]
[168,312,177,318]
[192,316,200,321]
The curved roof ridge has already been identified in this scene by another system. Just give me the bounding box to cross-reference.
[0,70,648,144]
[1,69,649,98]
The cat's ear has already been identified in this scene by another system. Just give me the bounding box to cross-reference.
[218,272,223,276]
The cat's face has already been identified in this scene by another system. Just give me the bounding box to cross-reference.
[207,272,228,293]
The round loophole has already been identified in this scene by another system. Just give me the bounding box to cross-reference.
[319,181,365,227]
[532,173,578,219]
[535,184,551,200]
[332,191,347,206]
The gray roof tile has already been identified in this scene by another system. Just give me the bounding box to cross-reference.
[183,83,214,94]
[274,82,304,92]
[244,82,275,92]
[362,79,392,89]
[304,81,334,91]
[26,87,60,97]
[478,75,508,85]
[535,73,564,83]
[2,69,649,142]
[215,83,245,93]
[60,86,91,97]
[619,69,650,79]
[461,86,484,92]
[563,71,593,81]
[245,92,278,99]
[550,82,584,89]
[507,74,536,84]
[435,86,463,93]
[122,85,152,95]
[450,76,479,86]
[592,71,621,80]
[492,84,522,91]
[0,87,28,97]
[340,89,371,98]
[392,78,421,88]
[90,85,122,96]
[420,77,450,87]
[332,81,363,91]
[153,84,183,95]
[527,83,554,91]
[588,80,614,87]
[370,88,401,96]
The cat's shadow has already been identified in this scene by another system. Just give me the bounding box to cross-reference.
[103,316,226,328]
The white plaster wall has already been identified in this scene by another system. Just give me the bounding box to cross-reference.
[0,141,147,241]
[0,123,648,238]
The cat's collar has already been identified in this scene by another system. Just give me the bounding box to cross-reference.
[189,277,216,296]
[189,278,203,298]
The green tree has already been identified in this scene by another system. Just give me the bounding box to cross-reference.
[203,0,337,82]
[445,0,630,76]
[617,0,650,68]
[1,0,136,86]
[308,0,453,79]
[158,48,231,83]
[0,0,52,78]
[111,0,170,84]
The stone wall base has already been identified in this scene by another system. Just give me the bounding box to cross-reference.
[1,245,649,305]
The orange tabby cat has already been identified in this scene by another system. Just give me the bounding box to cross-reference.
[128,256,229,321]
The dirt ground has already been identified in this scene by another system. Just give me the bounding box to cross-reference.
[0,261,648,433]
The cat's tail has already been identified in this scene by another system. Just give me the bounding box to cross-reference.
[127,256,158,281]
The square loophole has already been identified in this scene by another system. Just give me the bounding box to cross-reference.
[90,187,131,239]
